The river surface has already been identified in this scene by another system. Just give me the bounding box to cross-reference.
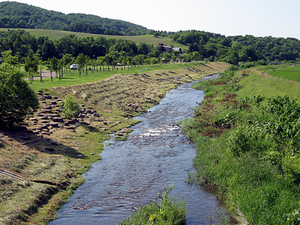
[48,75,229,225]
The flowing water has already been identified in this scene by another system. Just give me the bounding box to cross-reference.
[48,75,229,225]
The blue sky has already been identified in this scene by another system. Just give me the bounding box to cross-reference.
[2,0,300,39]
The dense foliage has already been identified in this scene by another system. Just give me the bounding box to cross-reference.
[180,69,300,224]
[0,1,149,36]
[1,28,300,72]
[0,30,182,65]
[171,30,300,63]
[0,60,39,127]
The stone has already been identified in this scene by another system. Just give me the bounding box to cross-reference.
[38,124,49,130]
[38,116,48,120]
[44,95,52,99]
[38,109,52,114]
[45,147,54,151]
[93,113,100,117]
[43,105,52,109]
[49,122,59,128]
[53,117,64,123]
[38,96,46,101]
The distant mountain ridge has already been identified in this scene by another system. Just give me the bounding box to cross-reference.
[0,1,150,35]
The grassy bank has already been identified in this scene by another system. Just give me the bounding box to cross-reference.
[0,62,229,224]
[180,66,300,224]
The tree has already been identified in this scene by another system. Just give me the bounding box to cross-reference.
[24,50,39,83]
[153,32,160,38]
[48,57,59,81]
[0,63,39,127]
[76,53,88,74]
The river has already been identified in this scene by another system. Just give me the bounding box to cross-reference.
[48,75,229,225]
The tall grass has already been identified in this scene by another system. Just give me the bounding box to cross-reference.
[119,185,186,225]
[181,67,300,224]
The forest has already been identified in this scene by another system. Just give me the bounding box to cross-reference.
[1,1,300,68]
[0,1,150,36]
[1,29,300,70]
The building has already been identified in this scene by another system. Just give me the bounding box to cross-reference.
[158,43,173,53]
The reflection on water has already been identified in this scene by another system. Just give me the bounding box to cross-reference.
[49,76,229,225]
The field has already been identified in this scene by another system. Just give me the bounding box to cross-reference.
[0,28,187,49]
[267,64,300,82]
[28,63,211,91]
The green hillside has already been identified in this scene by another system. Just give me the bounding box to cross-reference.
[0,1,149,35]
[0,28,187,49]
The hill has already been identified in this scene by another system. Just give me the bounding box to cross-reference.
[0,28,187,48]
[0,1,150,35]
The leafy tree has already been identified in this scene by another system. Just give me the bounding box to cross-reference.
[153,32,160,38]
[1,50,19,66]
[48,57,59,81]
[24,49,39,83]
[76,53,88,73]
[0,63,39,127]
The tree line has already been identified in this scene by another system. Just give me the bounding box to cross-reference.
[171,30,300,64]
[1,29,300,75]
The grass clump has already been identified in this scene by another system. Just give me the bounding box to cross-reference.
[181,67,300,224]
[61,94,81,119]
[119,184,186,225]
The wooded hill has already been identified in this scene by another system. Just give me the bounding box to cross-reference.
[1,2,300,65]
[0,1,150,36]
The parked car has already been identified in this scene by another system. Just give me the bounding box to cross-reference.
[70,64,79,69]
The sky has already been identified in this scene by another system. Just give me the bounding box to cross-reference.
[2,0,300,39]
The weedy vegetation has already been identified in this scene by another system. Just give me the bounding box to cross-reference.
[180,65,300,224]
[119,184,186,225]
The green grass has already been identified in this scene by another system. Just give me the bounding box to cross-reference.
[28,62,205,91]
[119,185,186,225]
[267,65,300,82]
[237,71,300,102]
[0,28,187,49]
[181,69,300,224]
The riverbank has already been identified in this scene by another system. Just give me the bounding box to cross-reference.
[0,62,229,224]
[180,66,300,224]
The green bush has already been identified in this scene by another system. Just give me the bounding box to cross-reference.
[62,95,81,119]
[0,63,39,127]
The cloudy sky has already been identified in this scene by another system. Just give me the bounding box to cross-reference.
[2,0,300,39]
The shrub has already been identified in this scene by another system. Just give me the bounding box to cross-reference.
[0,63,39,127]
[62,95,81,119]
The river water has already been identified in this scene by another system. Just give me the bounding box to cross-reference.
[48,75,229,225]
